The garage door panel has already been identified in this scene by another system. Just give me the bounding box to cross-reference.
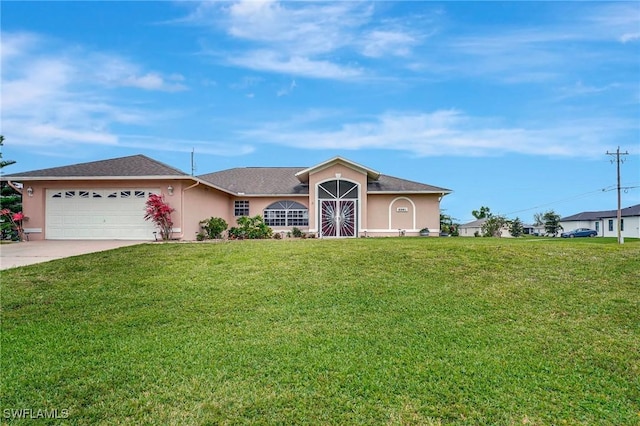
[75,216,95,226]
[46,189,160,240]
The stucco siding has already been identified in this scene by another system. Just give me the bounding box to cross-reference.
[560,217,640,238]
[10,156,451,241]
[601,217,640,239]
[182,185,232,240]
[560,220,596,234]
[23,180,179,241]
[366,194,440,236]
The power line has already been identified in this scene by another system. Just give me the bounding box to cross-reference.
[457,182,639,224]
[472,188,613,223]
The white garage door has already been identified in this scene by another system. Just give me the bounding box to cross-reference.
[46,189,160,240]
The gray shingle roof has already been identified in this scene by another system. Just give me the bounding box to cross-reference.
[3,154,452,196]
[198,167,309,195]
[460,218,488,228]
[368,175,451,193]
[561,204,640,221]
[2,155,187,178]
[198,167,451,196]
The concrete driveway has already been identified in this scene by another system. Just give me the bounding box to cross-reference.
[0,240,147,270]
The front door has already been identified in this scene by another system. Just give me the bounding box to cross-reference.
[318,179,359,238]
[320,200,356,237]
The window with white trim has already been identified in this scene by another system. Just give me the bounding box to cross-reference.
[235,200,250,217]
[263,200,308,227]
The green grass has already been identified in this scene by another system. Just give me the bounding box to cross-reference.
[2,238,639,425]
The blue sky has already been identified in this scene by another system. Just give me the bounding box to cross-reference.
[2,1,639,224]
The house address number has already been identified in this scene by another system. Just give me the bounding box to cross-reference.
[396,207,409,213]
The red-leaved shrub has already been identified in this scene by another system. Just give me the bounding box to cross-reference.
[144,194,175,241]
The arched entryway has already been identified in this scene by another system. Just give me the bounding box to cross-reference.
[317,179,359,237]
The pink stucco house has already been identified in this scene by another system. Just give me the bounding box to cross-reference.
[3,155,451,240]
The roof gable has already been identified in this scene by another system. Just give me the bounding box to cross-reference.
[2,155,188,179]
[295,156,381,183]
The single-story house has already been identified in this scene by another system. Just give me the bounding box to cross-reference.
[522,224,545,236]
[2,155,452,241]
[458,217,512,237]
[458,218,486,237]
[560,204,640,239]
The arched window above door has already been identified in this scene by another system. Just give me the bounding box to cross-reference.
[318,180,358,199]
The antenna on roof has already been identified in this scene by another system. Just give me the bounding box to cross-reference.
[191,148,196,176]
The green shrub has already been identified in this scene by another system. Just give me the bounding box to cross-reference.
[199,217,228,239]
[292,227,304,238]
[232,215,272,239]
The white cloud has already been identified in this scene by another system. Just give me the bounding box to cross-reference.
[29,124,119,145]
[121,72,186,92]
[118,135,255,157]
[620,33,640,43]
[224,0,368,55]
[90,55,187,92]
[230,76,264,90]
[190,1,420,79]
[238,109,634,158]
[229,50,363,80]
[555,81,621,100]
[360,30,418,58]
[277,79,297,97]
[408,3,640,84]
[582,2,640,43]
[0,31,39,60]
[0,31,187,152]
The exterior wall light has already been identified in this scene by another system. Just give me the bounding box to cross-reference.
[26,187,34,197]
[167,185,174,196]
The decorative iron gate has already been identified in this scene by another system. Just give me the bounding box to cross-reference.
[318,179,358,237]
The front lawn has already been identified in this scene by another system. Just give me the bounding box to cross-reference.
[2,238,639,425]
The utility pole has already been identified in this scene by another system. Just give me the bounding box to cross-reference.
[606,147,629,244]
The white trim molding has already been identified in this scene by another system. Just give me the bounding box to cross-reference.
[388,197,416,230]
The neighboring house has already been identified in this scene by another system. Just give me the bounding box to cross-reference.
[459,218,486,237]
[522,224,545,236]
[1,155,451,241]
[560,204,640,239]
[458,218,511,238]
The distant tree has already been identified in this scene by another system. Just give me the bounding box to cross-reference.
[481,215,507,237]
[440,212,459,236]
[0,136,22,239]
[0,184,21,216]
[509,217,524,237]
[533,212,545,226]
[542,210,563,237]
[0,136,16,169]
[472,206,491,219]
